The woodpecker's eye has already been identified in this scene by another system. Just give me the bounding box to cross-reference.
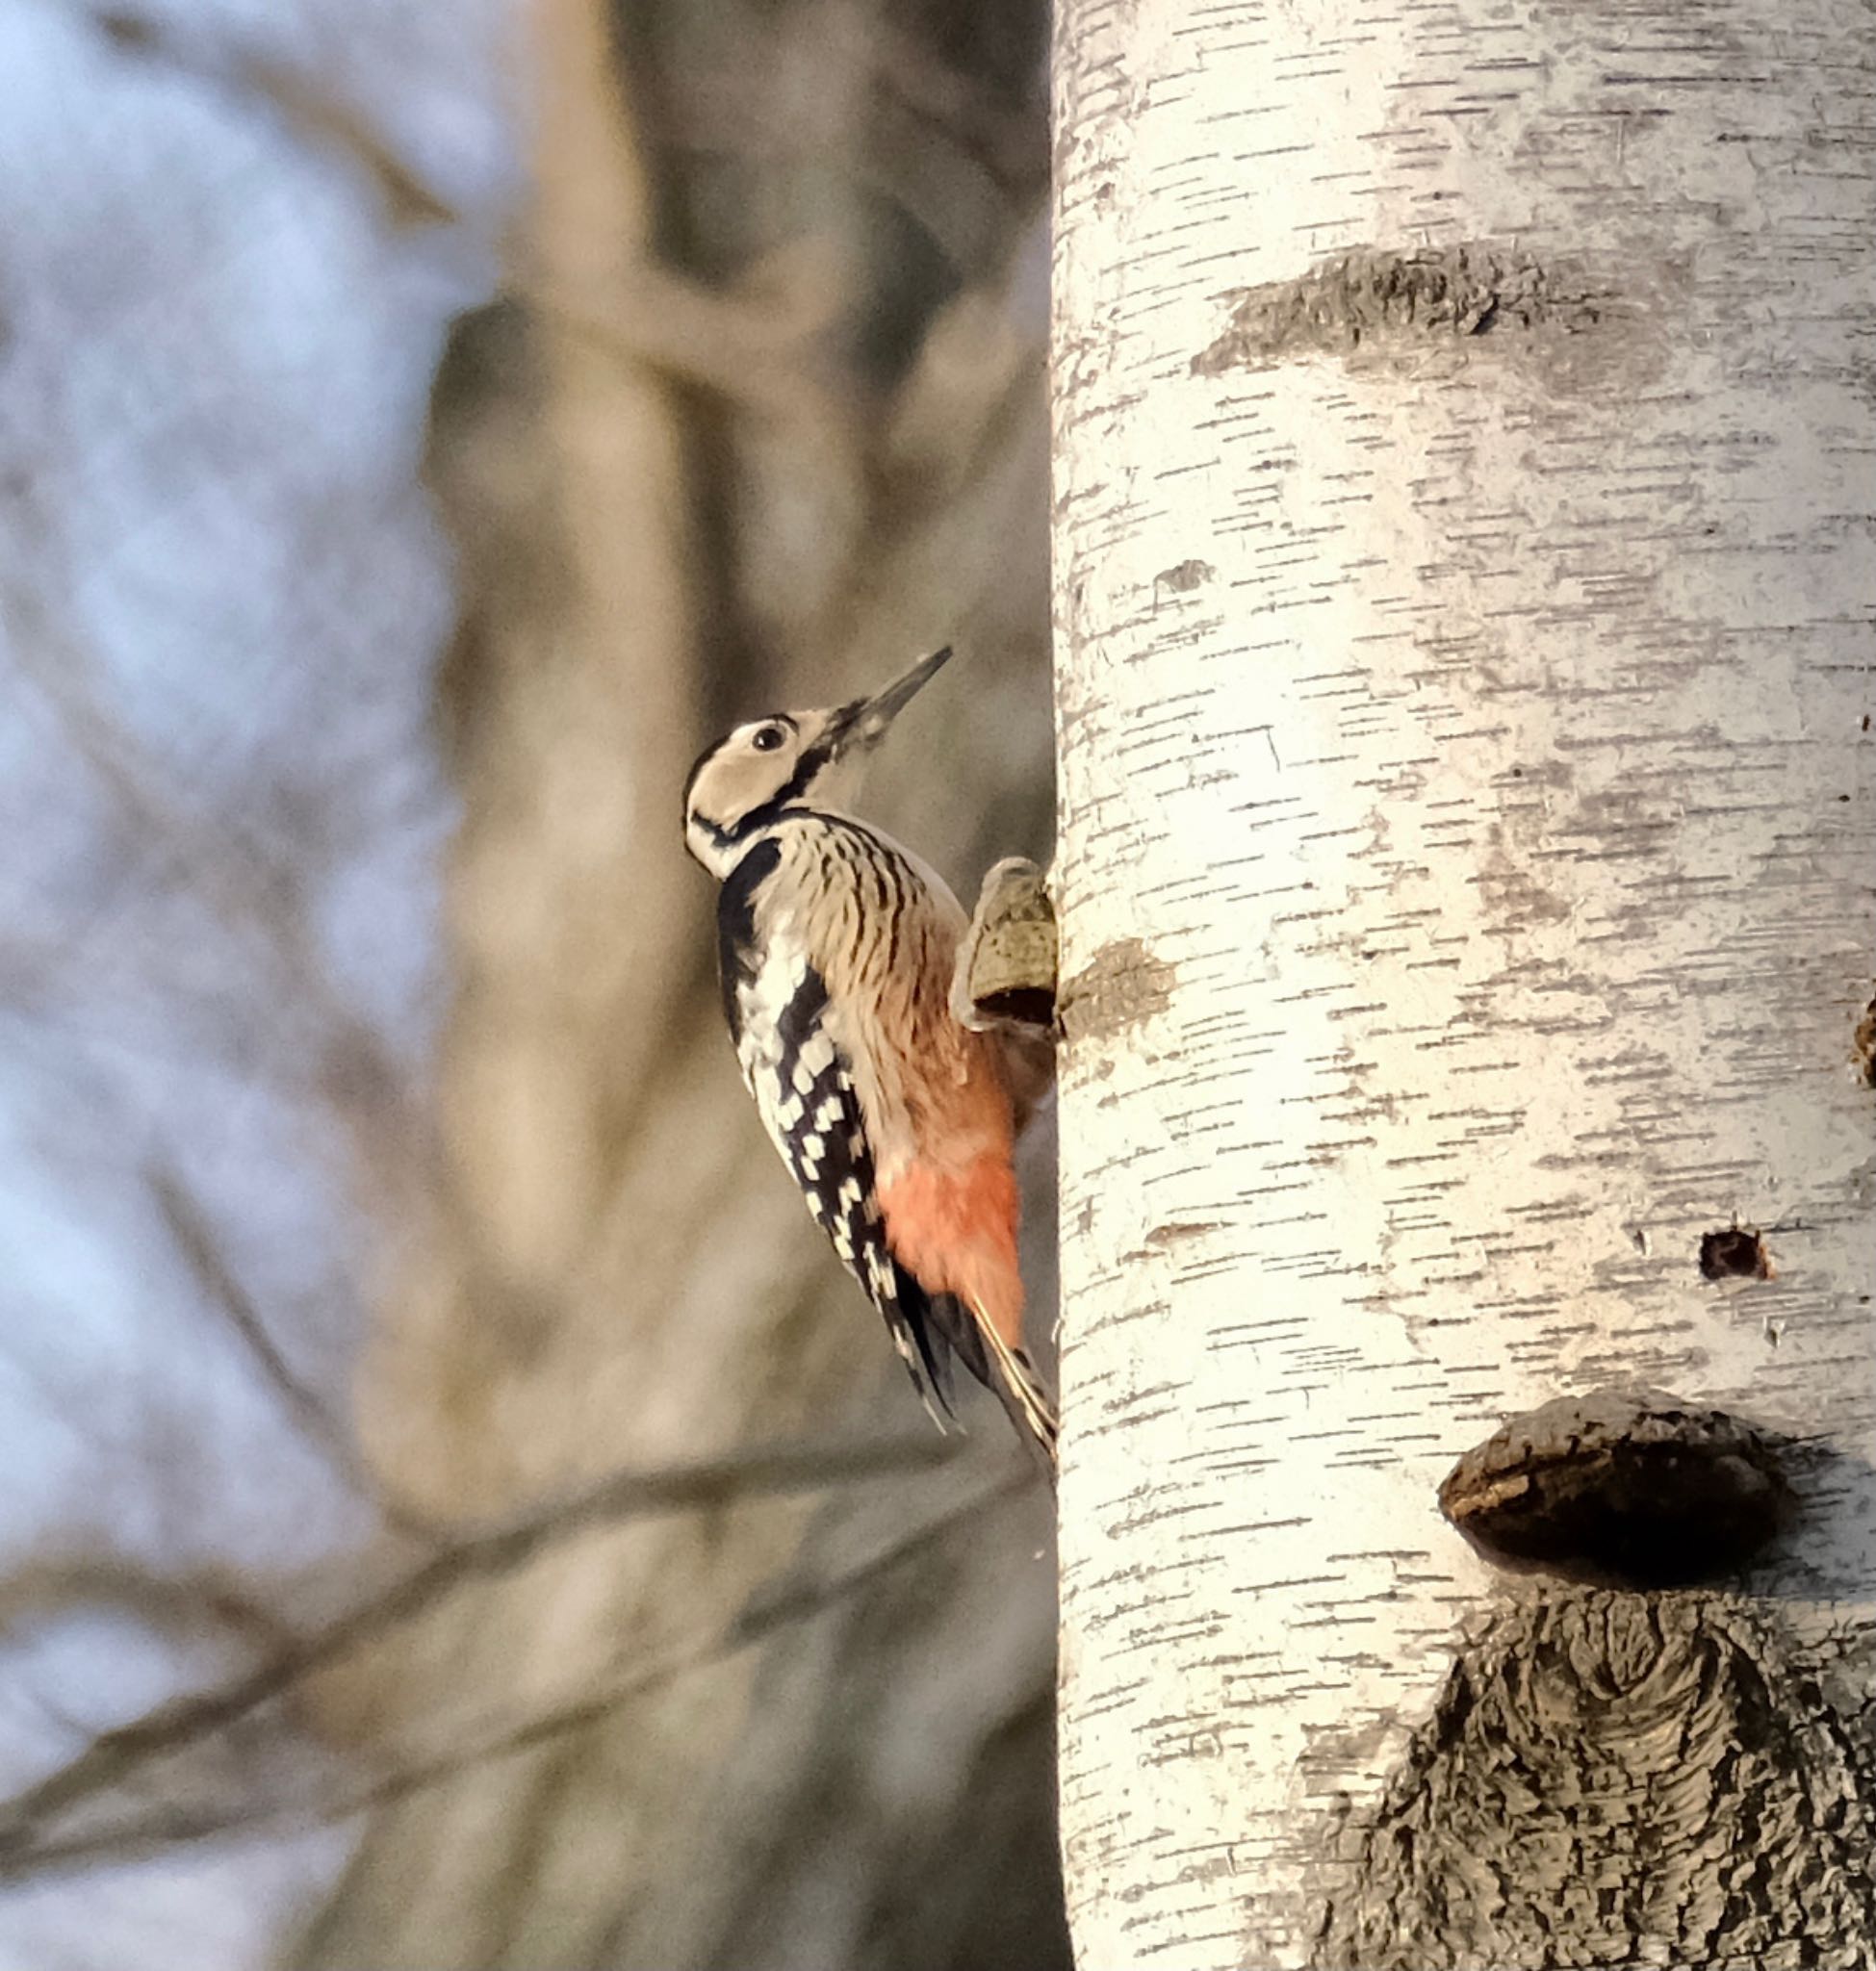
[751,724,786,753]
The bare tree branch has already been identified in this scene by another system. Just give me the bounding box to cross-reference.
[0,1429,995,1861]
[521,244,857,433]
[1,568,414,1097]
[0,1466,1031,1881]
[0,1555,289,1655]
[144,1162,445,1539]
[148,1165,352,1457]
[88,5,460,230]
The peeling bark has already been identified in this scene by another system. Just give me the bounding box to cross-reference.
[954,856,1059,1034]
[1437,1387,1793,1588]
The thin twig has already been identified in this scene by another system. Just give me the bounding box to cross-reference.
[89,5,460,229]
[0,1556,289,1654]
[0,1429,973,1850]
[1,568,417,1115]
[524,259,855,434]
[0,1466,1033,1880]
[147,1164,385,1499]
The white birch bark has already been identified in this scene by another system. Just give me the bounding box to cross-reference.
[1051,3,1876,1965]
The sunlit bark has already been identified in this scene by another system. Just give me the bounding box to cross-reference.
[1051,2,1876,1963]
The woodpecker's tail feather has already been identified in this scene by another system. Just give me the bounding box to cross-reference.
[884,1264,963,1433]
[893,1283,1057,1478]
[969,1301,1059,1482]
[888,1322,958,1436]
[889,1340,954,1434]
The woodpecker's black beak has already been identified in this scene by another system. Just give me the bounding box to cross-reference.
[829,646,952,756]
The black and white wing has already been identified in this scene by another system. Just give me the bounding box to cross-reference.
[715,863,959,1422]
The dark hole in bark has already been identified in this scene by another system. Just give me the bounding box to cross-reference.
[977,986,1057,1028]
[1439,1388,1793,1589]
[1700,1226,1772,1281]
[1446,1444,1789,1586]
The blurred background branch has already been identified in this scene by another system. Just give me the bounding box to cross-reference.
[0,1460,1023,1885]
[0,0,1059,1963]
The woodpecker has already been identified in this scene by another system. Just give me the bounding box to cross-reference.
[682,647,1057,1469]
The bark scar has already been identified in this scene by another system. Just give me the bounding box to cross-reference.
[1058,937,1175,1046]
[1193,243,1616,377]
[1306,1593,1876,1968]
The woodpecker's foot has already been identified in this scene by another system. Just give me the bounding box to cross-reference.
[953,856,1058,1035]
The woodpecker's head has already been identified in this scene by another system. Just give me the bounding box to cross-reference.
[682,647,950,877]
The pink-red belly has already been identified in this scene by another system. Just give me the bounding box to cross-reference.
[878,1154,1024,1347]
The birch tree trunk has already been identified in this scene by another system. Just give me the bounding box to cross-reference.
[1051,4,1876,1966]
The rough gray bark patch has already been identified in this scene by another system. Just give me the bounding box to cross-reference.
[1154,558,1215,595]
[1058,937,1174,1045]
[1191,245,1613,376]
[1306,1594,1876,1971]
[1439,1388,1793,1588]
